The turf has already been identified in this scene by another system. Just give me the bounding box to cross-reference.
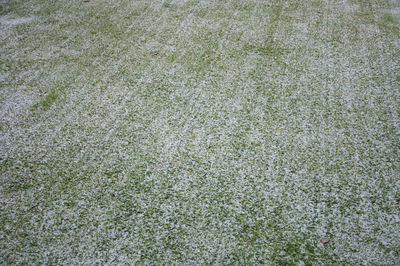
[1,0,400,264]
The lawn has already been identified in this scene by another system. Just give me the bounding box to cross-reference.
[1,0,400,264]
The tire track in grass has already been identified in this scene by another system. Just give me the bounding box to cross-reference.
[223,1,333,263]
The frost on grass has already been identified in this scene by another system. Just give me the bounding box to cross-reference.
[1,0,400,264]
[0,15,34,26]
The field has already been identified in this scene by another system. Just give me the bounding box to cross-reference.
[1,0,400,264]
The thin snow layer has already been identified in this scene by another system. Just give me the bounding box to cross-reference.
[1,0,400,264]
[0,15,34,26]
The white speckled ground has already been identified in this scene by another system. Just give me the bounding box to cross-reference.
[1,0,399,264]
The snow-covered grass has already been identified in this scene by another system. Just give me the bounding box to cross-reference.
[1,0,399,264]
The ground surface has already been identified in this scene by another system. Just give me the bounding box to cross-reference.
[1,0,400,264]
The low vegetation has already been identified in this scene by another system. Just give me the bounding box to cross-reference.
[1,0,399,264]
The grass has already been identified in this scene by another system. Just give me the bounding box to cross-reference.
[1,0,400,264]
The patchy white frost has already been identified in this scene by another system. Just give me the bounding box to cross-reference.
[1,0,399,264]
[0,15,34,26]
[0,89,38,124]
